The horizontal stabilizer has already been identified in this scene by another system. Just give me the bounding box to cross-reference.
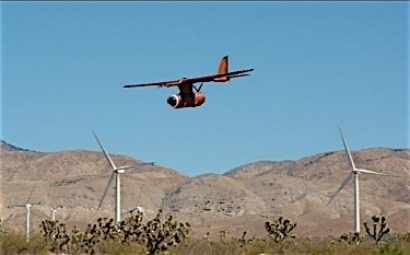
[227,73,250,78]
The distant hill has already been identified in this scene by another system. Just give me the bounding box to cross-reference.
[0,140,36,152]
[1,141,409,239]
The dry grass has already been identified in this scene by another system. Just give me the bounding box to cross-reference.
[168,236,410,255]
[0,233,48,255]
[1,214,409,255]
[1,233,409,255]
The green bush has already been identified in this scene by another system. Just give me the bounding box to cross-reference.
[373,244,403,255]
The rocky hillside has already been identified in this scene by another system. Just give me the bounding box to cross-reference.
[0,140,36,152]
[1,142,409,239]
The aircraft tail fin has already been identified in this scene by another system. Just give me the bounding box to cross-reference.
[215,55,230,82]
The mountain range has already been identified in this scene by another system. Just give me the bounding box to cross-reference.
[1,140,409,240]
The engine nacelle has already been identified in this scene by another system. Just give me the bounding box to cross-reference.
[166,92,206,109]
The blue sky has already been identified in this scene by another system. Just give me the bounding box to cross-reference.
[2,2,408,177]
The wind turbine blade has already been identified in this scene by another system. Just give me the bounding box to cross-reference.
[355,168,389,175]
[339,127,356,171]
[136,186,143,207]
[327,172,354,206]
[116,165,139,171]
[93,132,117,170]
[117,162,155,171]
[122,206,145,217]
[141,208,149,221]
[96,171,115,212]
[26,181,38,205]
[121,208,132,216]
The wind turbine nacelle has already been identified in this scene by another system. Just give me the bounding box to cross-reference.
[166,92,206,109]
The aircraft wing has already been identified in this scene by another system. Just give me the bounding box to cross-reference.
[123,68,254,89]
[123,79,181,88]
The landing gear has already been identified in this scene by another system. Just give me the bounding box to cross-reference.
[193,82,204,92]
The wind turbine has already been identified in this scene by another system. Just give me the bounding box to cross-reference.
[134,186,144,214]
[327,127,389,234]
[49,206,63,221]
[15,181,40,242]
[122,186,149,220]
[93,132,154,224]
[46,195,63,221]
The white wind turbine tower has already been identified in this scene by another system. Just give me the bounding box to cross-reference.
[93,132,154,224]
[327,127,389,234]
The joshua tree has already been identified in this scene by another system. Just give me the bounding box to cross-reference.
[40,219,84,254]
[265,216,297,243]
[39,209,190,255]
[219,229,228,243]
[364,215,390,244]
[239,229,248,247]
[142,209,190,255]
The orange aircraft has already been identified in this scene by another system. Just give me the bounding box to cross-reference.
[123,56,254,109]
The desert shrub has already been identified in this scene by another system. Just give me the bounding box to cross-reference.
[0,219,7,238]
[339,232,363,245]
[400,232,410,243]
